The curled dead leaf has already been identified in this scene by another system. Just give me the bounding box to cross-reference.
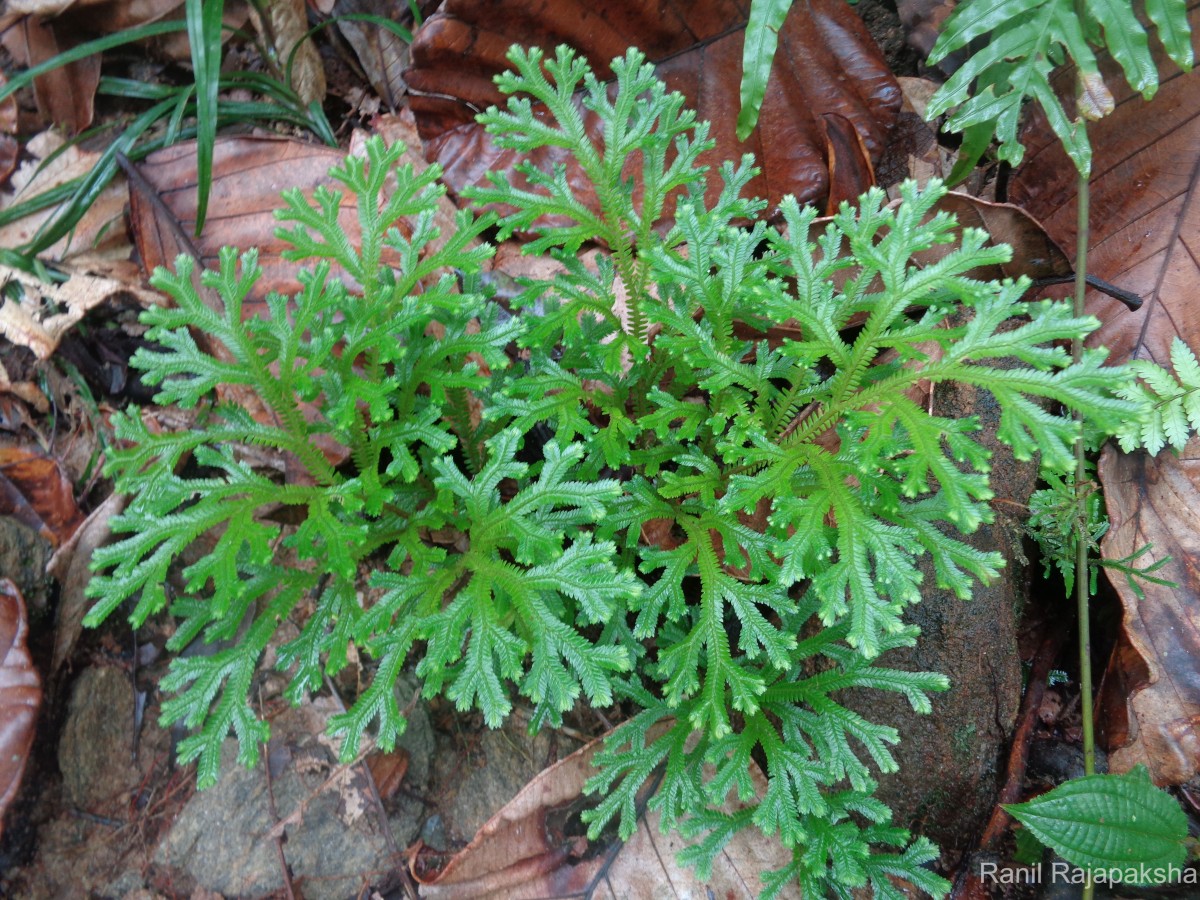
[418,724,796,899]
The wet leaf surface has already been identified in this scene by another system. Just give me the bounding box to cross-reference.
[405,0,901,218]
[1010,1,1200,784]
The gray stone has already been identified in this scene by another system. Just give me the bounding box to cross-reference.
[58,665,142,813]
[436,713,557,842]
[155,696,434,899]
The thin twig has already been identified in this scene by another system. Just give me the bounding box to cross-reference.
[262,746,374,841]
[1030,273,1142,311]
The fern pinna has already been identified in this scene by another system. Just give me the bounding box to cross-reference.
[88,46,1133,898]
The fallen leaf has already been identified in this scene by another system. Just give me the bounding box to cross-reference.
[0,131,129,264]
[365,748,409,801]
[0,359,49,414]
[1009,2,1200,785]
[920,193,1073,282]
[332,0,413,108]
[129,135,378,305]
[250,0,326,106]
[405,0,900,218]
[47,490,127,674]
[0,263,158,360]
[0,16,99,134]
[0,579,40,842]
[0,72,17,187]
[0,443,84,546]
[821,111,876,215]
[417,726,796,899]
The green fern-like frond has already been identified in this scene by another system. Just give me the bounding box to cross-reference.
[87,135,508,772]
[927,0,1193,177]
[1115,337,1200,453]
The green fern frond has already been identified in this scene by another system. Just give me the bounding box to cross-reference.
[927,0,1192,177]
[1116,337,1200,453]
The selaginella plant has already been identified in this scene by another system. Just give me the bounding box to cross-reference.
[87,45,1137,897]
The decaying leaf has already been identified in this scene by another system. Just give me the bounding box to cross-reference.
[405,0,901,218]
[250,0,327,106]
[921,192,1073,282]
[0,579,40,842]
[0,72,17,187]
[46,490,127,674]
[1010,4,1200,785]
[0,15,99,134]
[418,729,795,899]
[0,263,157,360]
[331,0,414,108]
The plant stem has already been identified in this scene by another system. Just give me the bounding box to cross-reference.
[1074,168,1096,900]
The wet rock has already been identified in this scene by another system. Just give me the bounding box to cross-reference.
[847,373,1028,851]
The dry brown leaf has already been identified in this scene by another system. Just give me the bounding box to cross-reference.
[0,443,85,546]
[0,72,17,187]
[0,16,99,133]
[129,130,466,307]
[0,360,49,414]
[0,263,157,360]
[0,579,40,842]
[47,490,127,674]
[365,748,409,801]
[405,0,900,218]
[129,136,369,306]
[0,131,129,264]
[418,727,796,899]
[1009,2,1200,784]
[332,0,413,108]
[251,0,327,106]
